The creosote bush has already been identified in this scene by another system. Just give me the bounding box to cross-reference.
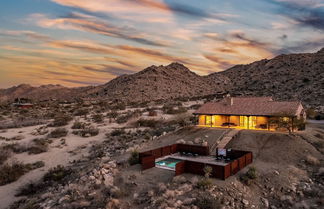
[48,128,68,138]
[0,148,11,165]
[72,126,99,137]
[71,120,86,129]
[240,166,257,185]
[136,118,161,128]
[43,165,71,182]
[110,129,126,136]
[27,138,51,154]
[196,177,213,189]
[50,114,72,127]
[92,114,104,123]
[128,150,140,165]
[0,161,44,186]
[73,108,89,116]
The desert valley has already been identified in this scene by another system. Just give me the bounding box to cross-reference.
[0,48,323,209]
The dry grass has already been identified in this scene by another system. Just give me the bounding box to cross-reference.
[49,114,72,127]
[72,126,99,137]
[0,161,44,186]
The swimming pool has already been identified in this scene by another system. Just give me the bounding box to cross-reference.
[155,157,183,170]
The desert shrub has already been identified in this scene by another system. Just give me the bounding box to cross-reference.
[2,143,27,154]
[189,104,202,110]
[196,177,213,189]
[246,167,257,179]
[16,182,44,196]
[313,140,324,148]
[106,111,118,119]
[150,125,176,137]
[0,162,28,185]
[306,108,317,119]
[27,138,50,154]
[194,194,221,209]
[71,120,86,129]
[26,161,45,170]
[115,113,133,124]
[72,126,99,137]
[110,102,126,111]
[110,129,126,136]
[203,166,213,178]
[148,110,158,116]
[92,114,104,123]
[73,108,89,116]
[10,135,25,141]
[240,166,257,185]
[162,104,187,114]
[50,114,72,127]
[0,148,11,165]
[128,150,139,165]
[43,165,71,182]
[48,128,68,138]
[136,119,161,128]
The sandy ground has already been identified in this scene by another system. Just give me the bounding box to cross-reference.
[0,107,191,209]
[1,113,323,209]
[0,120,111,209]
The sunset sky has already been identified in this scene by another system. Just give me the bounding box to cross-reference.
[0,0,323,88]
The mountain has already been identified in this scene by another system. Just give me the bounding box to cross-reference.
[0,84,93,103]
[90,62,229,102]
[0,48,323,110]
[209,48,324,109]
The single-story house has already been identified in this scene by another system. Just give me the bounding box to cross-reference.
[193,96,306,131]
[12,98,33,109]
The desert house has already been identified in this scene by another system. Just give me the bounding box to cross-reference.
[12,98,33,109]
[194,96,306,132]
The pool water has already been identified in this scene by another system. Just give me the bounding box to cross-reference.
[155,158,183,170]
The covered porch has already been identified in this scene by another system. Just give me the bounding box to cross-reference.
[197,114,276,131]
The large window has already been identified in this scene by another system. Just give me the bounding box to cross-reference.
[205,115,212,126]
[239,116,257,129]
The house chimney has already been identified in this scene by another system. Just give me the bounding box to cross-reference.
[222,94,233,106]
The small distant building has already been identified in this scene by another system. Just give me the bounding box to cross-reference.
[193,96,306,132]
[12,98,33,109]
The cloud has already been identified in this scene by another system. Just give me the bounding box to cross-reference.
[229,30,269,48]
[201,30,274,68]
[29,13,170,47]
[203,55,234,69]
[274,37,324,53]
[271,0,324,31]
[0,30,53,42]
[48,40,116,54]
[57,78,101,86]
[52,0,227,21]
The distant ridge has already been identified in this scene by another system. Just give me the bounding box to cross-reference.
[1,48,323,111]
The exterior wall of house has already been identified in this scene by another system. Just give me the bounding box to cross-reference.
[296,104,306,120]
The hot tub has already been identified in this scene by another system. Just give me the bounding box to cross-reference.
[155,157,183,170]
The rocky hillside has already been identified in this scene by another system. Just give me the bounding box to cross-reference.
[90,62,229,103]
[0,48,323,110]
[209,48,324,109]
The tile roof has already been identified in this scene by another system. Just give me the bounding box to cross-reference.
[194,97,302,116]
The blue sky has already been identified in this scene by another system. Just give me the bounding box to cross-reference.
[0,0,323,88]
